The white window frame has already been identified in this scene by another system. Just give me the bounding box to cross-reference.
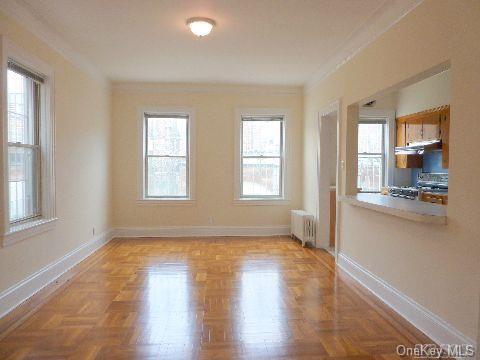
[137,107,195,205]
[234,108,290,205]
[1,37,56,247]
[357,109,395,193]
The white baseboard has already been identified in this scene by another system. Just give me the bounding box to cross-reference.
[113,225,290,238]
[0,231,474,355]
[0,229,114,319]
[0,226,286,319]
[337,253,475,350]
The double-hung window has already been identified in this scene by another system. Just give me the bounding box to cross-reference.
[237,112,286,201]
[3,50,56,246]
[357,120,386,192]
[7,61,43,223]
[142,112,193,200]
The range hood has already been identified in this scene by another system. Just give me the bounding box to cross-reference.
[395,139,442,155]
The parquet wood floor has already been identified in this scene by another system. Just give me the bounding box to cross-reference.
[0,237,433,359]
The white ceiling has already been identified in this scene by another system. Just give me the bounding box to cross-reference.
[11,0,420,85]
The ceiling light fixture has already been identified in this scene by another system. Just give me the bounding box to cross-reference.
[187,17,215,37]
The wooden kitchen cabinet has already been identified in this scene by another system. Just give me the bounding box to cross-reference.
[406,119,423,145]
[419,192,448,205]
[402,108,442,145]
[395,105,449,168]
[422,112,441,141]
[396,119,423,168]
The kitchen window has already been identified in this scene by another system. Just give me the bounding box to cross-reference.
[357,120,386,193]
[140,110,195,202]
[235,108,290,204]
[3,46,56,246]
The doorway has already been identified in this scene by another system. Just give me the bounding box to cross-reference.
[316,101,341,259]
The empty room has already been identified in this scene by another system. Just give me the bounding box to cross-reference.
[0,0,478,359]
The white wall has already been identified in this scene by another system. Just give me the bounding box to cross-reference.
[111,83,303,229]
[0,0,477,351]
[397,69,451,117]
[0,11,112,295]
[304,0,479,343]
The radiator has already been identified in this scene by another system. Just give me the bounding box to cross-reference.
[290,210,315,247]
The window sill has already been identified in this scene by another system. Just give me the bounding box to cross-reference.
[136,199,196,206]
[234,198,290,206]
[3,217,58,247]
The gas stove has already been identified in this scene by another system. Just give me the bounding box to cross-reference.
[388,173,448,200]
[417,172,448,192]
[388,186,419,200]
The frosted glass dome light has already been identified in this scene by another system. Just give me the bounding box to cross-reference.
[187,17,215,37]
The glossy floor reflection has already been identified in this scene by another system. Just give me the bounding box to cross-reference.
[239,262,287,344]
[0,237,432,359]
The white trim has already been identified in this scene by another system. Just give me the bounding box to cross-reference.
[113,82,302,95]
[359,108,396,187]
[337,253,475,352]
[304,0,423,92]
[114,225,290,238]
[138,106,196,203]
[3,217,57,247]
[233,199,290,206]
[0,228,114,319]
[316,100,341,261]
[234,107,291,204]
[319,100,341,118]
[0,0,420,91]
[1,36,56,247]
[0,0,106,86]
[136,199,195,206]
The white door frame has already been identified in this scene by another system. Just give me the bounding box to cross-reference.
[316,100,341,261]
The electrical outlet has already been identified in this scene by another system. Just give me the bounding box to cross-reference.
[208,216,214,225]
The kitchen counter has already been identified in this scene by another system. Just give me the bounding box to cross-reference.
[339,193,447,224]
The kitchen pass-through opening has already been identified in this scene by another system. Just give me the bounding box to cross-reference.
[355,62,451,207]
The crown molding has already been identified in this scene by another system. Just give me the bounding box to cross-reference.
[304,0,424,93]
[0,0,423,92]
[0,0,107,86]
[112,81,302,95]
